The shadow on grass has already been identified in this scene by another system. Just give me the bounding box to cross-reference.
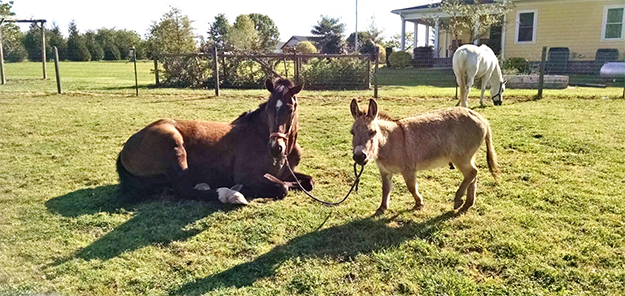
[46,185,229,262]
[172,210,456,295]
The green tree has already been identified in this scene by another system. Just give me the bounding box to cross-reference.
[247,13,279,53]
[311,15,346,54]
[347,31,371,52]
[0,0,27,62]
[114,29,142,59]
[146,6,197,57]
[228,14,258,52]
[66,20,91,61]
[295,41,317,54]
[84,31,104,61]
[22,23,52,62]
[47,23,67,60]
[207,13,231,52]
[385,32,414,52]
[366,16,384,44]
[434,0,513,44]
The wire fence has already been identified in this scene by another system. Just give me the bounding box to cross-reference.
[1,45,624,99]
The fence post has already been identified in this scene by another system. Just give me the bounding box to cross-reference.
[212,46,220,97]
[153,57,159,86]
[537,46,547,99]
[53,46,61,94]
[41,21,47,80]
[294,54,301,84]
[365,56,371,88]
[0,20,5,85]
[374,49,379,98]
[132,46,138,96]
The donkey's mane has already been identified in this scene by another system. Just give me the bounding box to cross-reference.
[361,108,397,122]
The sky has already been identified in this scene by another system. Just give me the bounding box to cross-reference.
[10,0,436,42]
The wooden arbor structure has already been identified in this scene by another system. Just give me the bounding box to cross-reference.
[0,17,47,84]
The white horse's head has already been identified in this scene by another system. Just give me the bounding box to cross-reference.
[491,79,506,106]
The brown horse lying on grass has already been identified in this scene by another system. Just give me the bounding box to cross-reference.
[349,99,501,214]
[116,78,314,204]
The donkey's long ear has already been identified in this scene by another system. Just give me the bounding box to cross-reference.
[290,82,304,96]
[265,79,274,93]
[350,99,361,119]
[367,99,379,119]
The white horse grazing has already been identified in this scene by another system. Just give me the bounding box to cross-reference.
[453,44,505,107]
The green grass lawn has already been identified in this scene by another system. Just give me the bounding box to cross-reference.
[1,61,625,295]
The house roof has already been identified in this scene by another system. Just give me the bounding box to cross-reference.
[391,0,495,15]
[280,36,323,49]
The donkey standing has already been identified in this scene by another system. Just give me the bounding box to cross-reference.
[453,44,505,107]
[350,99,501,214]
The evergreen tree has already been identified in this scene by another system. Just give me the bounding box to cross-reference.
[47,23,67,60]
[114,30,142,60]
[311,15,346,54]
[84,31,104,61]
[66,20,91,61]
[207,13,231,52]
[146,7,197,57]
[22,23,51,62]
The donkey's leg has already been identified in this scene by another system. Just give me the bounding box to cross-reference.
[453,160,478,210]
[459,176,478,213]
[376,171,394,214]
[402,170,424,210]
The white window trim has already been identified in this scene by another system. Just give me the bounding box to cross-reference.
[515,10,538,44]
[602,4,625,41]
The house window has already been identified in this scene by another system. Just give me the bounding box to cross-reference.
[516,10,537,43]
[603,5,624,40]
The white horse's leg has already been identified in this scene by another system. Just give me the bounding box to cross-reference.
[464,74,474,108]
[480,78,489,107]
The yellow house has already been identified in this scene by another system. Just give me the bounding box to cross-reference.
[392,0,625,68]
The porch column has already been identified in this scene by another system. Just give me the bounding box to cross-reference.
[500,14,507,59]
[434,18,440,58]
[401,17,406,51]
[425,25,430,46]
[413,22,418,49]
[473,23,479,45]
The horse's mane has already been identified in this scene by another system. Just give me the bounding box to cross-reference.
[232,102,267,125]
[273,78,295,89]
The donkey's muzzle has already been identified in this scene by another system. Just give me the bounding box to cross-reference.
[353,151,369,166]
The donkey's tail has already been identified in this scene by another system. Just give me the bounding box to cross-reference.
[485,124,502,183]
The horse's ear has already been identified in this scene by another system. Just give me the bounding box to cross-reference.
[290,82,304,96]
[367,99,378,119]
[350,99,361,119]
[265,79,274,93]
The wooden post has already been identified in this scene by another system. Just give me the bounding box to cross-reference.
[41,21,47,80]
[153,57,159,86]
[373,49,379,98]
[132,46,138,96]
[365,56,371,88]
[537,46,547,99]
[53,46,61,94]
[0,19,6,85]
[294,54,300,83]
[212,46,220,97]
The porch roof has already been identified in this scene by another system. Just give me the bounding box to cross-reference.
[391,0,496,22]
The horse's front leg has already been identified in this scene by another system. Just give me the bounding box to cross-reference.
[280,143,314,191]
[234,169,289,199]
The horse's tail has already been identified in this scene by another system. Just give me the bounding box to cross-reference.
[116,153,165,201]
[484,123,501,183]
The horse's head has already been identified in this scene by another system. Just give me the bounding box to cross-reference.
[265,78,304,161]
[349,99,381,166]
[491,80,506,106]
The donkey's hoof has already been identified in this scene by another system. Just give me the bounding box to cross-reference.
[453,199,464,210]
[374,208,386,216]
[413,203,424,211]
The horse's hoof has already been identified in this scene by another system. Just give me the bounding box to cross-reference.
[453,199,464,210]
[194,183,211,191]
[217,188,248,205]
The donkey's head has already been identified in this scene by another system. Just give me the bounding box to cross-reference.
[350,99,382,166]
[265,78,304,160]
